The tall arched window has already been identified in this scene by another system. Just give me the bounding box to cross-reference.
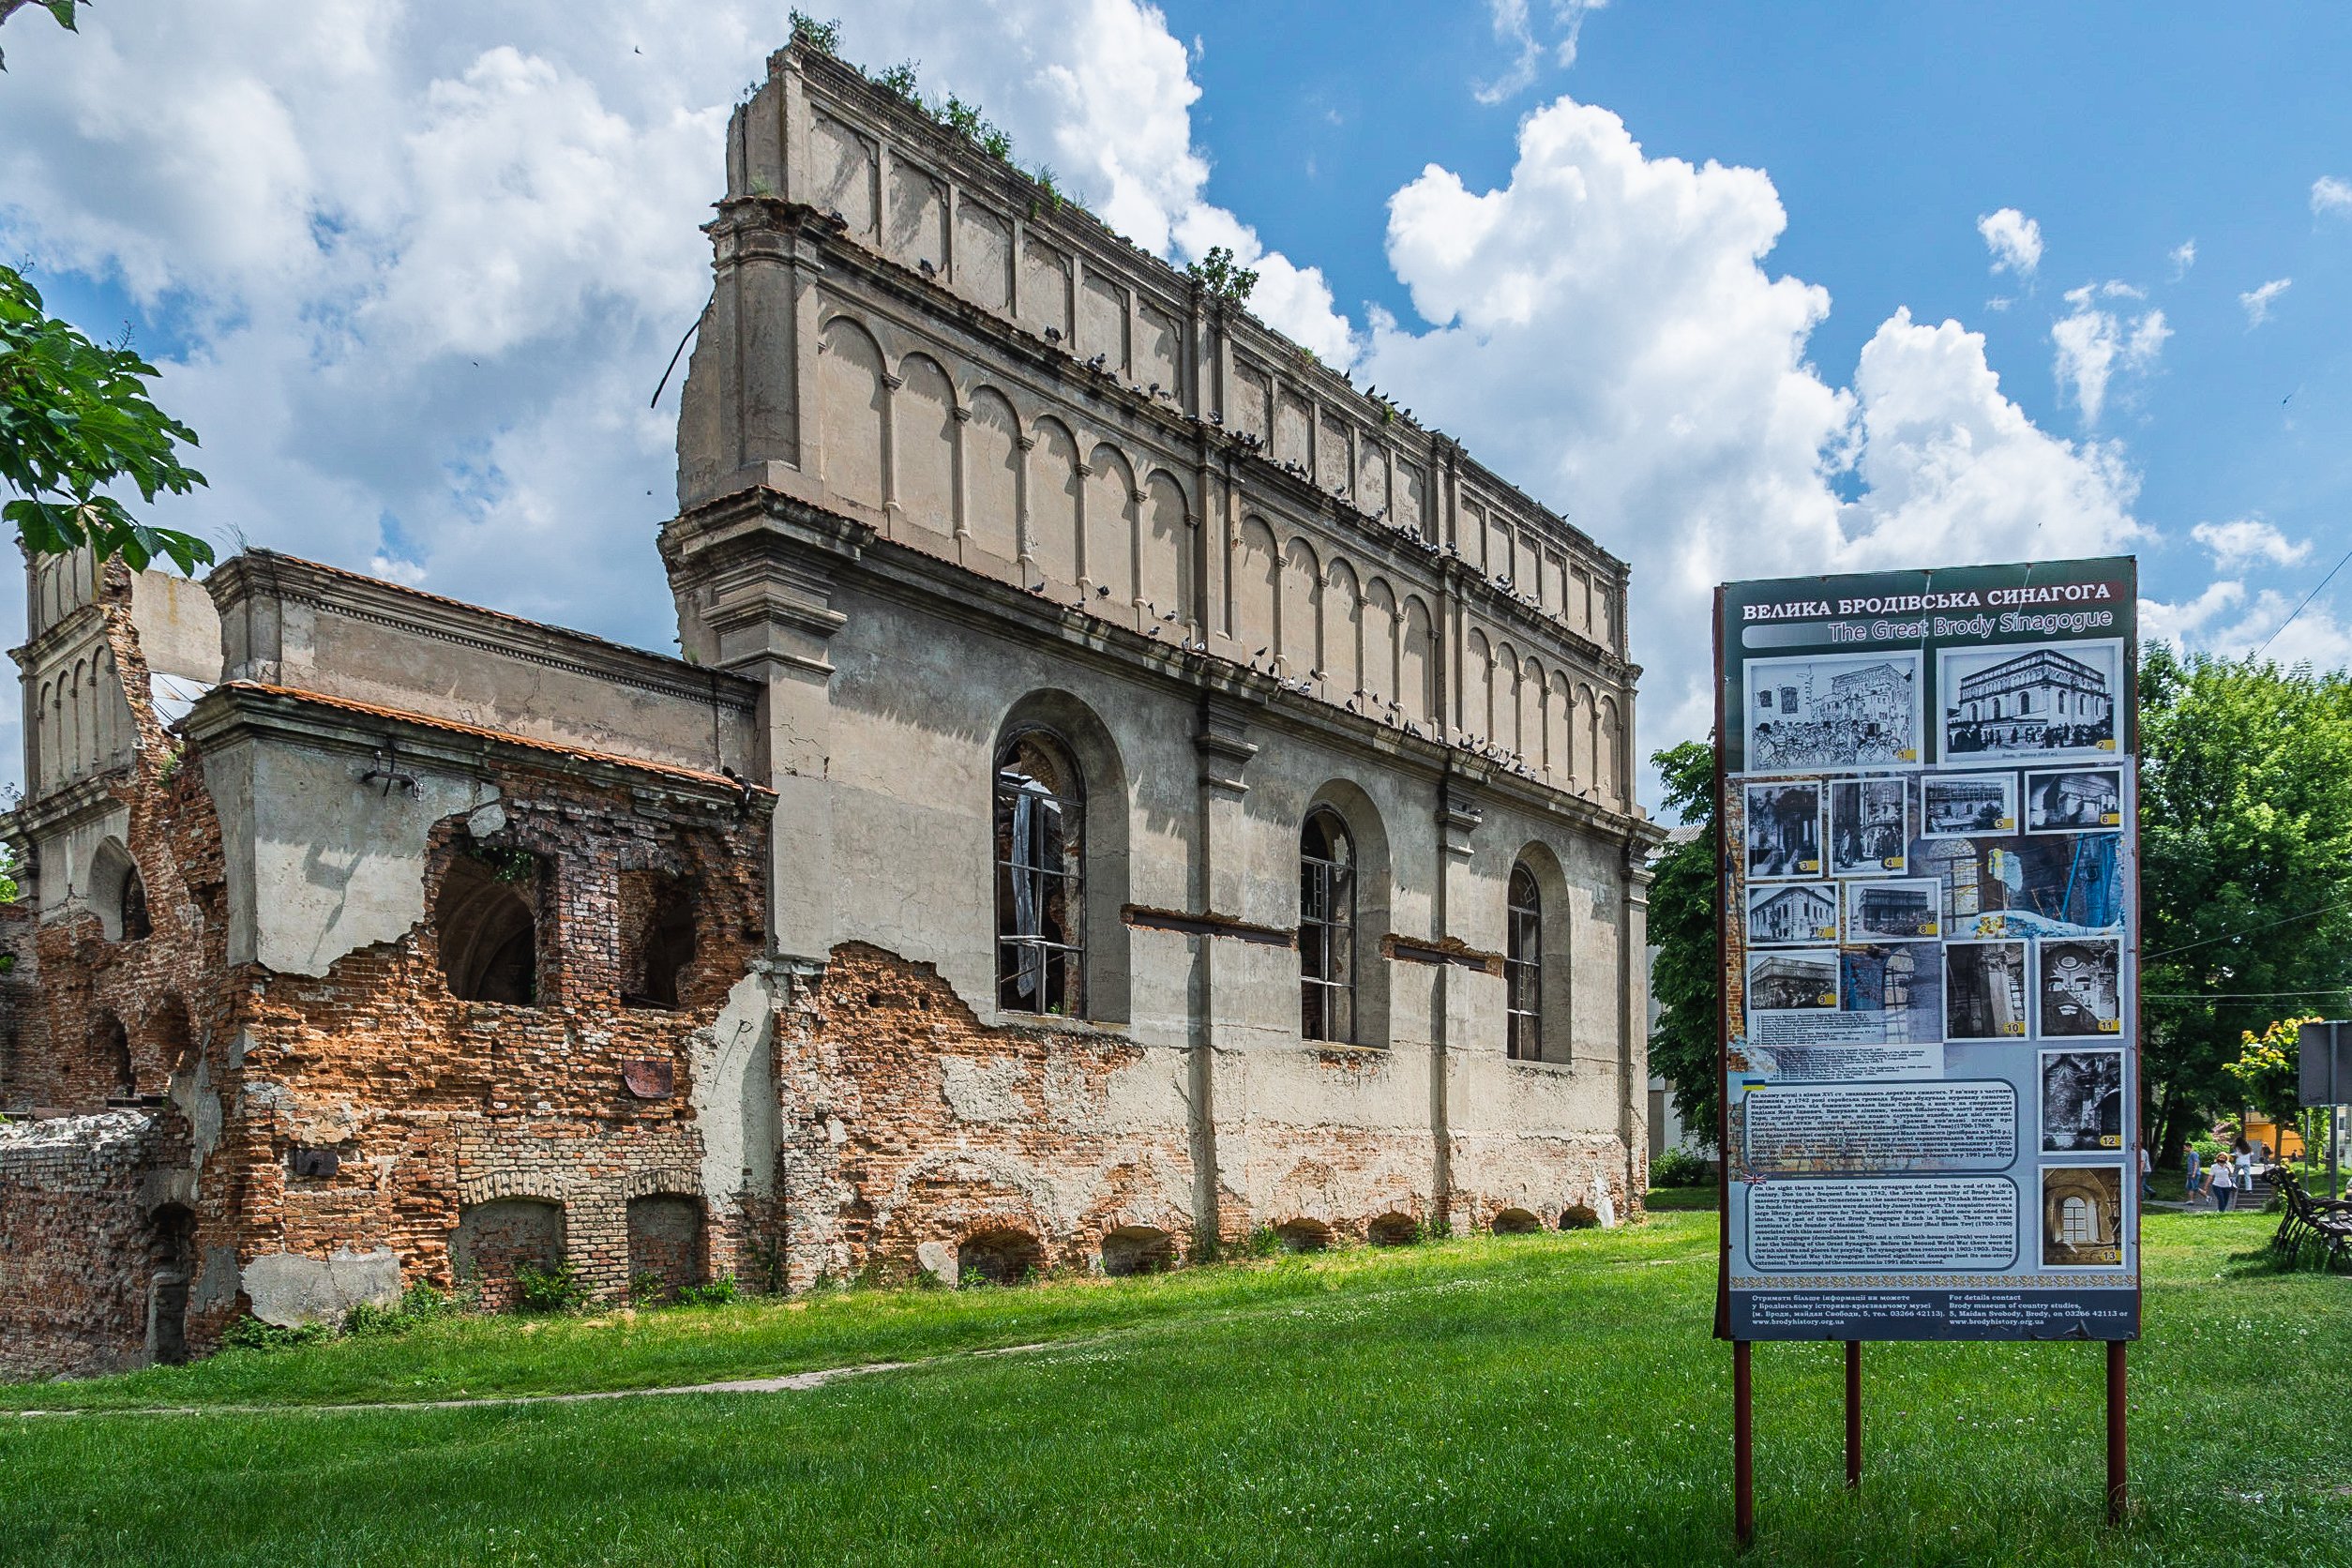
[1300,809,1356,1042]
[1505,864,1542,1060]
[2060,1194,2092,1244]
[995,731,1084,1016]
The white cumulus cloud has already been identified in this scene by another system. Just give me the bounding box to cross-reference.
[2168,239,2195,278]
[2239,278,2292,325]
[1977,207,2043,277]
[0,1,2153,801]
[1364,100,2141,753]
[2191,519,2309,569]
[2051,284,2169,426]
[2314,175,2352,218]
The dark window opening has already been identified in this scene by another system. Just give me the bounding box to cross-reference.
[98,1013,134,1101]
[147,1205,194,1365]
[1300,808,1356,1043]
[1492,1208,1543,1235]
[149,998,196,1078]
[1367,1214,1420,1247]
[436,847,540,1005]
[1505,865,1542,1061]
[995,732,1084,1017]
[120,868,151,941]
[623,873,698,1010]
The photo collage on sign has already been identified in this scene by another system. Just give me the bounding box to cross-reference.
[1737,638,2132,1271]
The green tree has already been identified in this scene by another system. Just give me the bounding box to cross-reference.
[1,264,212,572]
[1647,739,1720,1152]
[2140,645,2352,1161]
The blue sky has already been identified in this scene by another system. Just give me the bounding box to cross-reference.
[1163,0,2352,667]
[1,0,2346,803]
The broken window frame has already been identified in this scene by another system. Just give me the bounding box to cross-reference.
[994,730,1085,1018]
[1505,863,1542,1061]
[1299,808,1356,1044]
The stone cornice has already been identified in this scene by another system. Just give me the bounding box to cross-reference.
[183,684,775,815]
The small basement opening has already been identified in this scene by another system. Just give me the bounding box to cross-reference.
[1100,1226,1178,1277]
[957,1229,1043,1286]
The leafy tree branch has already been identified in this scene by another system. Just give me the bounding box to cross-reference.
[0,264,213,572]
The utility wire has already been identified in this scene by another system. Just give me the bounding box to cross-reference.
[2251,536,2352,662]
[2143,988,2352,1000]
[2141,892,2352,962]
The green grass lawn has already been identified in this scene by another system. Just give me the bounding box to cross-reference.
[3,1210,2344,1566]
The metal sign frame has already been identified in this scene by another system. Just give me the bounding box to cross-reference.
[1711,557,2142,1542]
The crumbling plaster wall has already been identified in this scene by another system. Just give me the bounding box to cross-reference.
[215,730,777,1316]
[786,565,1649,1259]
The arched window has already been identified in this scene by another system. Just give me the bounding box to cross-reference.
[2060,1194,2092,1244]
[1300,808,1356,1042]
[436,847,541,1005]
[120,867,151,941]
[995,731,1084,1016]
[1505,865,1542,1060]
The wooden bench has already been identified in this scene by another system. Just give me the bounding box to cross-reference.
[2266,1165,2352,1272]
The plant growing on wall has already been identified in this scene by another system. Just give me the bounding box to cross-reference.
[463,841,541,886]
[1185,246,1259,306]
[788,10,840,55]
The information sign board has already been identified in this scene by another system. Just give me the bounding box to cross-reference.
[1716,557,2140,1342]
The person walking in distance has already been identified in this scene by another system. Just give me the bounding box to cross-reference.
[2183,1144,2203,1204]
[2137,1143,2152,1201]
[2210,1153,2238,1214]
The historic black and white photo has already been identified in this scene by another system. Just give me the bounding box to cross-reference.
[1945,939,2030,1039]
[1747,949,1841,1011]
[1845,877,1940,942]
[1829,778,1908,876]
[2041,1049,2125,1153]
[1837,942,1945,1046]
[1748,883,1839,947]
[1745,651,1922,770]
[2025,767,2123,833]
[1744,780,1824,881]
[1939,641,2122,762]
[2039,938,2122,1037]
[2042,1165,2126,1268]
[1922,772,2017,837]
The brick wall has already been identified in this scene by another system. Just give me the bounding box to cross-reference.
[0,1110,188,1380]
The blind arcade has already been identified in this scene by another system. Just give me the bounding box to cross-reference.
[1712,556,2141,1540]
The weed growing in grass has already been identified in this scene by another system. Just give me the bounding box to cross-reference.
[342,1283,472,1338]
[629,1272,670,1307]
[216,1316,335,1353]
[677,1274,740,1307]
[514,1260,589,1315]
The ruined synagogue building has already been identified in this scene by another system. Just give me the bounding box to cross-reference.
[0,40,1659,1376]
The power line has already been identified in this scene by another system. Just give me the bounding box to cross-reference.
[2143,988,2352,1000]
[2141,893,2352,962]
[2251,537,2352,663]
